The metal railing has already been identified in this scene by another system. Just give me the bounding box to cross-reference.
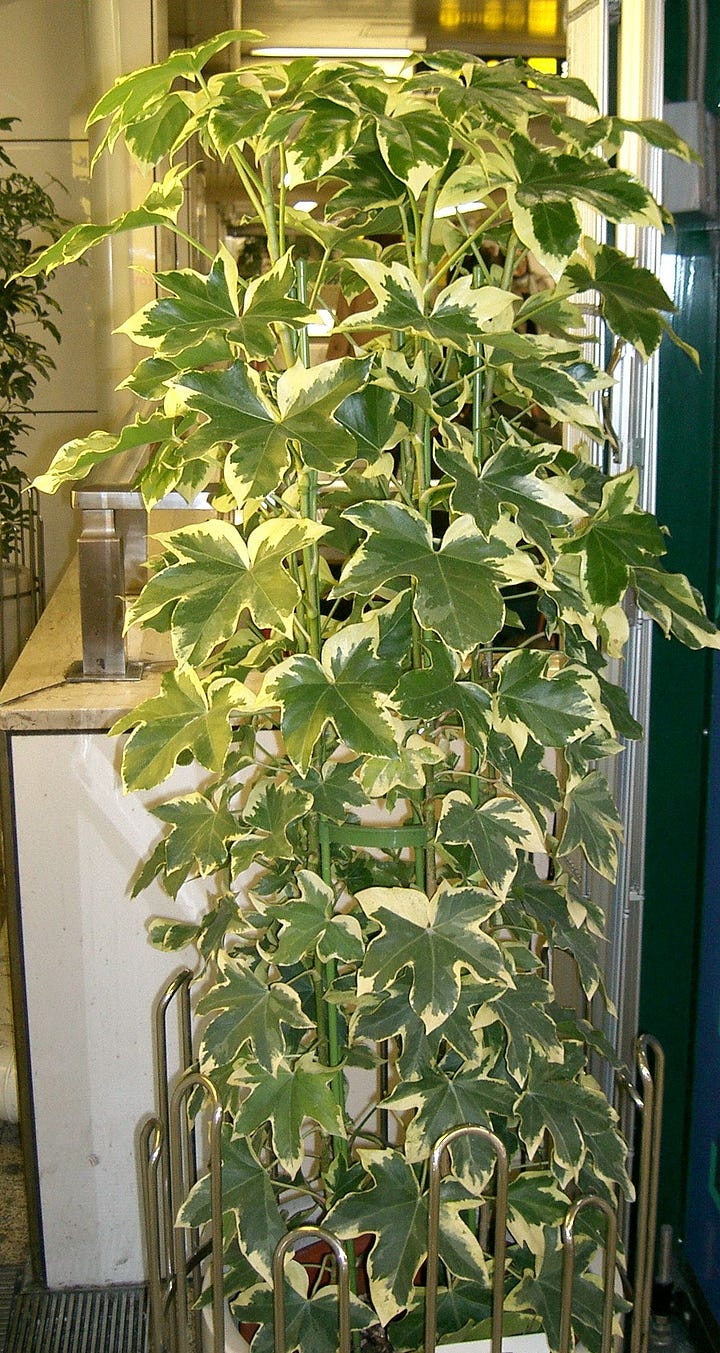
[139,968,665,1353]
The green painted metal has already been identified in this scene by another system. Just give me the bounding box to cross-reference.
[641,224,720,1235]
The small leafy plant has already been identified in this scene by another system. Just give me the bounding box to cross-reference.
[0,119,63,558]
[27,32,720,1353]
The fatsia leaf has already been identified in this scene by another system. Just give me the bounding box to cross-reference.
[152,792,237,896]
[336,501,535,656]
[284,98,363,186]
[633,566,720,649]
[494,650,603,756]
[232,1052,347,1176]
[565,242,676,360]
[474,971,563,1085]
[393,636,492,754]
[290,759,369,822]
[21,167,190,276]
[178,355,371,506]
[264,869,364,966]
[507,864,606,1000]
[178,1125,286,1285]
[231,779,313,874]
[32,410,178,495]
[560,468,666,606]
[383,1068,515,1180]
[341,258,515,352]
[437,438,582,556]
[126,517,327,664]
[437,791,541,899]
[325,1149,487,1324]
[197,952,311,1072]
[263,624,401,773]
[559,769,623,882]
[111,669,251,791]
[356,882,506,1032]
[233,1276,374,1353]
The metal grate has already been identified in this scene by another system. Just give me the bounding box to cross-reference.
[3,1282,148,1353]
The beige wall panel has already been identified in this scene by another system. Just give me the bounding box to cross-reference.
[1,0,90,138]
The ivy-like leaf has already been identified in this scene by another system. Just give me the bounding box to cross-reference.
[111,669,251,791]
[152,792,237,896]
[560,469,666,606]
[494,650,603,756]
[393,636,492,754]
[233,1274,374,1353]
[126,517,327,665]
[197,952,311,1072]
[232,1052,347,1177]
[475,971,563,1085]
[264,625,401,773]
[437,437,582,556]
[384,1068,515,1178]
[634,566,720,649]
[566,242,677,360]
[437,790,541,899]
[264,869,364,967]
[337,502,536,656]
[356,882,506,1032]
[326,1149,487,1325]
[231,780,313,874]
[559,770,623,882]
[32,410,178,495]
[341,258,515,352]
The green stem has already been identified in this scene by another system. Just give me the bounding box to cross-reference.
[425,202,508,293]
[167,224,214,262]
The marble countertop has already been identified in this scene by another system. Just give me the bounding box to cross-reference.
[0,561,168,732]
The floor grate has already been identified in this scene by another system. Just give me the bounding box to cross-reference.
[3,1281,148,1353]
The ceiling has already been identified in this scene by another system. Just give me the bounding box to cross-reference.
[168,0,565,61]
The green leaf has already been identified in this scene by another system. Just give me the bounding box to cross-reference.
[494,650,603,756]
[146,916,200,951]
[326,1148,487,1324]
[232,1052,347,1176]
[284,98,362,185]
[233,1274,374,1353]
[509,1236,629,1351]
[393,636,492,753]
[127,517,327,665]
[264,625,401,773]
[384,1068,515,1177]
[152,792,237,895]
[180,355,371,505]
[634,566,720,649]
[337,502,536,656]
[291,759,369,822]
[357,882,506,1032]
[566,243,675,359]
[110,669,251,791]
[437,791,540,898]
[559,769,623,882]
[265,869,364,966]
[197,952,311,1072]
[21,167,190,275]
[231,780,313,873]
[341,259,515,352]
[508,864,606,1000]
[477,971,563,1085]
[178,1125,286,1284]
[32,410,177,495]
[437,437,582,556]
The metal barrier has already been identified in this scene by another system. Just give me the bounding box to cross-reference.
[140,972,665,1353]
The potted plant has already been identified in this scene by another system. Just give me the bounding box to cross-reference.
[25,30,720,1353]
[0,119,62,559]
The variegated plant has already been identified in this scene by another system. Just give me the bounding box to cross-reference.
[26,30,720,1353]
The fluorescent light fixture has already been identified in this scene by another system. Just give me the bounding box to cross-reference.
[434,199,486,218]
[251,45,417,57]
[291,199,319,212]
